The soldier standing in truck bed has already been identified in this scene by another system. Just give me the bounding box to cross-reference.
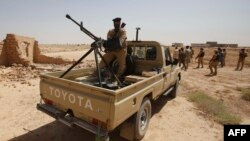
[98,17,127,77]
[235,48,248,71]
[208,50,220,75]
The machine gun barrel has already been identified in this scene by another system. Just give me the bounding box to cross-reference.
[66,14,98,41]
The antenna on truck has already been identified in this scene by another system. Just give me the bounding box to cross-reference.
[135,27,141,41]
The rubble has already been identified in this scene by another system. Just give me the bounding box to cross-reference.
[0,65,40,83]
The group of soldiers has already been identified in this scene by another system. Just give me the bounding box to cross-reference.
[208,48,227,75]
[173,46,194,71]
[173,46,248,76]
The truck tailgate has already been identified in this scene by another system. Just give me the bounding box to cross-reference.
[39,74,114,128]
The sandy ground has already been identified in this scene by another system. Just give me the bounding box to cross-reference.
[44,50,96,61]
[0,45,249,141]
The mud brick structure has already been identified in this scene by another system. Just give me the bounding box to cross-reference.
[0,34,70,66]
[0,41,6,65]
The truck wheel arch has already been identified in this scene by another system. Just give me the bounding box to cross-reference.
[144,92,153,101]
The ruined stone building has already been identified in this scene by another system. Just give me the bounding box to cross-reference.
[0,34,70,66]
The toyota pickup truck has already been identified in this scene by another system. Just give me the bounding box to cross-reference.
[37,41,181,141]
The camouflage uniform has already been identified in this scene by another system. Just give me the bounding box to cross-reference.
[179,49,187,70]
[173,48,179,65]
[190,47,194,62]
[222,49,227,66]
[99,28,127,76]
[209,51,219,75]
[185,48,191,69]
[195,48,205,68]
[236,49,248,71]
[218,49,224,67]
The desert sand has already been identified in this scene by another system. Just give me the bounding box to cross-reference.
[0,45,249,141]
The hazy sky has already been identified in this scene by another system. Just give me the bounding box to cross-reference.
[0,0,250,46]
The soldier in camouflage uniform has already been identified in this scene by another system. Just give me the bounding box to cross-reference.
[190,46,194,62]
[173,47,179,65]
[218,47,224,67]
[222,48,227,66]
[208,50,219,75]
[179,48,187,71]
[195,48,205,68]
[235,49,248,71]
[185,46,191,69]
[99,17,127,77]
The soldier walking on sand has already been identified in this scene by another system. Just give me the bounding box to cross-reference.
[218,47,224,67]
[190,46,194,62]
[235,49,248,71]
[208,50,220,75]
[185,46,191,69]
[173,47,179,65]
[195,48,205,68]
[179,48,187,71]
[222,48,227,66]
[178,49,181,67]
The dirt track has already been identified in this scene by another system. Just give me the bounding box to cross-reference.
[0,47,249,141]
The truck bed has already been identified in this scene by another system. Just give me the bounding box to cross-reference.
[39,67,165,131]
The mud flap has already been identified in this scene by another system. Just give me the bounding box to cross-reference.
[120,121,135,141]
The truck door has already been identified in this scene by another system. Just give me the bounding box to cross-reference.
[162,47,173,91]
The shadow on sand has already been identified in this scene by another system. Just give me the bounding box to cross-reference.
[9,95,172,141]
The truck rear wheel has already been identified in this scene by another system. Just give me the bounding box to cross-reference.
[134,97,151,140]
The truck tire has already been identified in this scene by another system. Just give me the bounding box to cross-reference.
[134,97,151,140]
[169,77,179,98]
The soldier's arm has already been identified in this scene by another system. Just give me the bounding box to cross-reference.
[196,52,200,59]
[209,55,214,62]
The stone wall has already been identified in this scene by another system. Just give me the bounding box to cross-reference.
[0,41,6,66]
[3,34,35,66]
[33,41,71,64]
[0,34,71,66]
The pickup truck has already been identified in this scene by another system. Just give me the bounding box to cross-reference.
[37,41,181,141]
